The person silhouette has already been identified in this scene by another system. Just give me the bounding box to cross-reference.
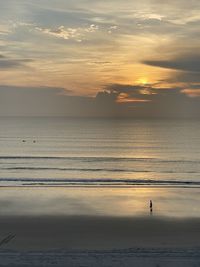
[150,200,153,214]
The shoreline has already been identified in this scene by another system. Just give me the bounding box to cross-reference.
[1,247,200,267]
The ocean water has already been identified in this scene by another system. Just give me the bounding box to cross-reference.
[0,117,200,187]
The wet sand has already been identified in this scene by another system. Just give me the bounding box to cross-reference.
[0,215,200,250]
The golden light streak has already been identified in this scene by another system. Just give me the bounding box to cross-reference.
[116,93,150,103]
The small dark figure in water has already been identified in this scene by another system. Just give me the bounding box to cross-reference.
[150,200,153,214]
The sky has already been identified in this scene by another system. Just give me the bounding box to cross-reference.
[0,0,200,117]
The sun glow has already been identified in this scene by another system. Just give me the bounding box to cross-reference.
[136,78,149,85]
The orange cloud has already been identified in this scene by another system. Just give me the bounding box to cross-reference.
[116,93,150,103]
[182,89,200,97]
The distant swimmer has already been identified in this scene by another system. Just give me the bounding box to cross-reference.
[33,140,36,143]
[22,140,26,143]
[150,200,153,214]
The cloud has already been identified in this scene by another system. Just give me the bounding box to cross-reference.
[0,85,71,116]
[0,24,11,35]
[143,54,200,72]
[96,90,118,102]
[0,85,119,117]
[102,82,200,118]
[105,83,158,102]
[34,24,99,42]
[0,56,32,69]
[36,26,81,41]
[182,89,200,97]
[1,0,200,114]
[0,84,200,118]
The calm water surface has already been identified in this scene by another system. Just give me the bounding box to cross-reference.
[0,117,200,187]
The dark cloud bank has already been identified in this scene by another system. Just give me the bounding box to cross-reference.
[143,54,200,73]
[0,84,200,119]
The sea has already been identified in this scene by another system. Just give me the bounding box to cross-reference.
[0,117,200,188]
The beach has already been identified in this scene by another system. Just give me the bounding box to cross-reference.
[1,215,200,250]
[0,187,200,266]
[0,215,200,266]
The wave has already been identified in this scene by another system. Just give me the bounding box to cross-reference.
[0,155,200,164]
[0,167,149,172]
[0,166,199,174]
[0,177,199,187]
